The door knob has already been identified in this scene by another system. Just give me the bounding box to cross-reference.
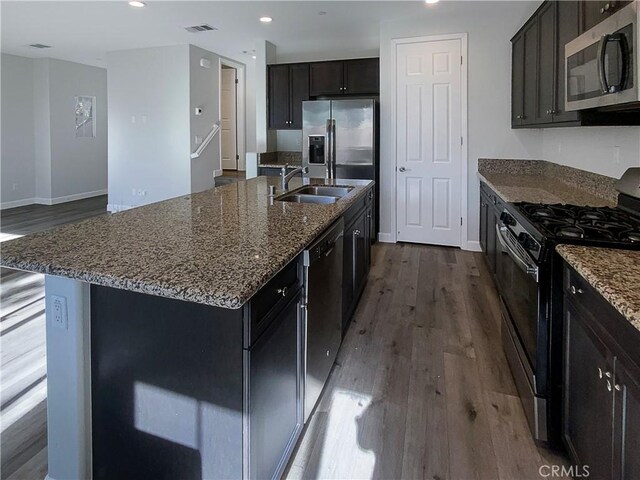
[398,166,409,172]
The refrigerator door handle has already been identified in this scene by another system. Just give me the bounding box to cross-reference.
[325,119,336,179]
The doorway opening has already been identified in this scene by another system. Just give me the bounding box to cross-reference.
[219,59,245,179]
[221,64,238,171]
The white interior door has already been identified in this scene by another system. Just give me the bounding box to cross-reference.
[221,67,237,170]
[396,39,463,246]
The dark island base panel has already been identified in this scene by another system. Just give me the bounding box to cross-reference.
[90,285,244,480]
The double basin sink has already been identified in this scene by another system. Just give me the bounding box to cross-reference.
[276,185,354,204]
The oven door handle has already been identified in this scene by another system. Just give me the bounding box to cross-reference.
[496,224,539,283]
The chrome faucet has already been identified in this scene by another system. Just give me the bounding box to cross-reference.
[280,165,309,191]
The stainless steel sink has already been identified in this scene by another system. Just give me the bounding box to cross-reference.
[276,193,338,204]
[293,185,354,198]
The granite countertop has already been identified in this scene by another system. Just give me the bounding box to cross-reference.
[0,177,373,309]
[477,172,615,207]
[477,158,617,207]
[556,245,640,331]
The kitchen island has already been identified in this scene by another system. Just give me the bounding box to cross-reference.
[0,176,374,480]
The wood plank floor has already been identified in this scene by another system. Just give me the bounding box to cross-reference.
[2,205,571,479]
[286,242,571,480]
[0,196,107,480]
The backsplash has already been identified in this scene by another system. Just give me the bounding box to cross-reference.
[258,151,302,166]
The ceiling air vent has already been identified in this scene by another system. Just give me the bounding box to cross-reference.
[184,24,217,33]
[29,43,52,49]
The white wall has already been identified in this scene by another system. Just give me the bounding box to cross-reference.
[1,54,107,208]
[48,58,108,200]
[1,54,36,206]
[34,59,52,200]
[542,127,640,179]
[189,45,220,193]
[107,45,191,209]
[379,1,542,245]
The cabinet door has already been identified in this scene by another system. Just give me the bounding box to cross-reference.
[479,193,488,256]
[364,203,373,270]
[344,58,379,95]
[342,225,355,334]
[248,291,303,480]
[536,2,556,125]
[613,362,640,480]
[511,33,525,127]
[353,212,368,299]
[269,65,290,129]
[522,19,539,126]
[554,0,581,123]
[563,301,615,480]
[289,63,309,129]
[487,205,497,274]
[309,61,344,96]
[581,1,608,31]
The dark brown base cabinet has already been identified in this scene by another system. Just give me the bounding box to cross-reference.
[479,182,503,276]
[563,265,640,480]
[342,188,373,335]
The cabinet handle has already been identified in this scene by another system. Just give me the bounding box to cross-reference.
[615,383,622,391]
[354,229,361,236]
[570,285,583,295]
[276,286,288,297]
[607,380,612,391]
[516,115,526,120]
[598,367,603,379]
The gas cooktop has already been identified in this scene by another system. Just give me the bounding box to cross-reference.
[514,203,640,244]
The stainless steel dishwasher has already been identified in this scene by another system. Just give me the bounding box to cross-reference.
[303,218,344,422]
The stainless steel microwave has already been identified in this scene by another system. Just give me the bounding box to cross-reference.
[565,1,638,111]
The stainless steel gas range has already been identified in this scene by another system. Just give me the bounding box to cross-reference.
[495,168,640,448]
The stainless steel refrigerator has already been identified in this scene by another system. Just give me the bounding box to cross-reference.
[302,99,378,236]
[302,99,377,182]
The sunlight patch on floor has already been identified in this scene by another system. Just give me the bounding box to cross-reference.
[316,389,376,480]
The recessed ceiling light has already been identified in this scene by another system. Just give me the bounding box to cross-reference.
[259,16,273,23]
[425,0,439,3]
[252,55,257,59]
[29,43,52,49]
[128,1,146,7]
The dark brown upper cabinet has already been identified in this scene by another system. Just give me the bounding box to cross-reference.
[268,63,309,130]
[309,61,344,96]
[581,0,633,31]
[510,0,640,129]
[309,58,379,96]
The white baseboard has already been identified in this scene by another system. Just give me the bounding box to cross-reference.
[37,189,107,206]
[3,190,108,210]
[0,197,37,210]
[107,203,134,213]
[462,240,482,252]
[213,169,223,177]
[377,232,395,243]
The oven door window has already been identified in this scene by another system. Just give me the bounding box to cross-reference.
[496,233,539,370]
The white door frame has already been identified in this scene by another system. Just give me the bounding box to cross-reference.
[219,58,246,171]
[390,33,468,248]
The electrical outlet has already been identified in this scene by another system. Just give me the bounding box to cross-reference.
[12,183,18,191]
[51,295,68,330]
[195,136,203,145]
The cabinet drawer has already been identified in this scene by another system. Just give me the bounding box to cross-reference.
[246,257,302,347]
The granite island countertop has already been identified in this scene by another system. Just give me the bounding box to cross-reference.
[0,176,373,309]
[478,159,617,207]
[556,244,640,331]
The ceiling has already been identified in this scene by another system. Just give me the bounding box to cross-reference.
[1,1,437,68]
